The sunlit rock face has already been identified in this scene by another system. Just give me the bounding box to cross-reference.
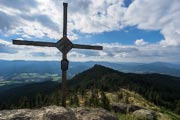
[0,106,118,120]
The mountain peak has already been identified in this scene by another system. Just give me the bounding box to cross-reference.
[93,64,108,69]
[68,64,121,88]
[92,64,117,72]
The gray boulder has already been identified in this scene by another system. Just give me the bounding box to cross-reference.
[132,109,157,120]
[0,106,77,120]
[0,106,118,120]
[112,103,142,114]
[72,107,118,120]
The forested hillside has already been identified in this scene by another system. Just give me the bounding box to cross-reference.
[0,65,180,116]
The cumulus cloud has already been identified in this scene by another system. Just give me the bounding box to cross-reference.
[20,14,59,32]
[0,0,180,62]
[1,0,179,47]
[0,0,127,38]
[0,0,61,39]
[124,0,180,46]
[68,0,126,33]
[96,43,180,62]
[0,11,19,33]
[135,39,148,46]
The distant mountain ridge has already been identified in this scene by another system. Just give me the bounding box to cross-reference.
[0,60,180,80]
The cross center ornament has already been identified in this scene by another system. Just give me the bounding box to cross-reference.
[12,3,103,107]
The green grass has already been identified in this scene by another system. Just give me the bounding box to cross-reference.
[107,89,180,120]
[160,108,180,120]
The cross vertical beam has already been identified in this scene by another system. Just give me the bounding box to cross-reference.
[62,3,68,107]
[61,54,67,107]
[63,3,68,37]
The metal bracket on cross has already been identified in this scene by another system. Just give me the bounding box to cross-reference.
[12,2,103,107]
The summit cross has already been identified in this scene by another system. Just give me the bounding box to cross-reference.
[12,3,103,107]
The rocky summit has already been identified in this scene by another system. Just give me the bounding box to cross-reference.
[0,106,118,120]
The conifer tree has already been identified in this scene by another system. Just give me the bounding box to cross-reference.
[35,93,42,108]
[74,92,80,106]
[19,96,29,108]
[175,100,180,114]
[100,91,110,110]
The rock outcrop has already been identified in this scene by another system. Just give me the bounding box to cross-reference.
[0,106,118,120]
[112,103,142,114]
[72,107,117,120]
[133,109,157,120]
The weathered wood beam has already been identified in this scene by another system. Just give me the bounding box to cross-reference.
[12,40,56,47]
[63,3,68,37]
[72,44,103,50]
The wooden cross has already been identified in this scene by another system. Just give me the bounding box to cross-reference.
[12,3,103,107]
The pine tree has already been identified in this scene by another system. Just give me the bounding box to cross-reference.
[74,92,80,107]
[54,91,61,106]
[100,91,110,110]
[84,96,89,106]
[70,94,74,106]
[19,96,30,108]
[117,92,123,102]
[175,100,180,115]
[123,93,129,104]
[35,93,42,108]
[79,88,85,100]
[89,89,100,107]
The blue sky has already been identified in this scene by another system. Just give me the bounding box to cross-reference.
[0,0,180,63]
[74,26,164,45]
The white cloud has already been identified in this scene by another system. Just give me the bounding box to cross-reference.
[0,0,180,62]
[0,0,127,38]
[135,39,148,46]
[97,42,180,62]
[1,0,179,47]
[0,0,68,40]
[124,0,180,46]
[69,0,126,33]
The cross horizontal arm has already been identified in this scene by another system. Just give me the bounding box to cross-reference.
[72,44,103,50]
[12,40,56,47]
